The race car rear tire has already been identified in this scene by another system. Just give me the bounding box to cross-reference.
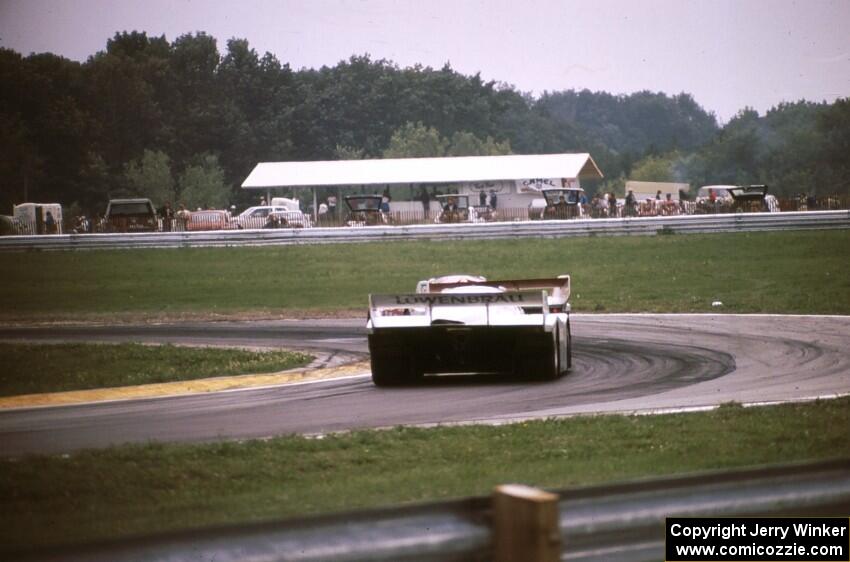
[544,327,561,381]
[370,354,420,387]
[517,329,560,381]
[566,319,572,370]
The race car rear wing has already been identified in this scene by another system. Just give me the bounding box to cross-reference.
[369,290,554,329]
[422,275,570,305]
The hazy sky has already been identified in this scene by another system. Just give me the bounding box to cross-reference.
[1,0,848,122]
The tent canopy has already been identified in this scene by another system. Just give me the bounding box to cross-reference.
[241,153,603,190]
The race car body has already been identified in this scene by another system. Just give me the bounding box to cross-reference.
[367,274,572,385]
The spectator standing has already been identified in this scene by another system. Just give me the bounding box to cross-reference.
[176,203,190,231]
[419,187,431,220]
[479,190,487,207]
[592,195,605,218]
[663,193,677,215]
[44,211,56,234]
[708,188,718,213]
[489,189,498,209]
[607,193,618,218]
[806,193,817,210]
[625,189,636,217]
[159,201,174,232]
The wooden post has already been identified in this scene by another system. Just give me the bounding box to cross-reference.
[493,484,561,562]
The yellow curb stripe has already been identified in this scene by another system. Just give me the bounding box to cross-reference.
[0,361,372,409]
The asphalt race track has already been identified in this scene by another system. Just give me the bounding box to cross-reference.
[1,314,848,456]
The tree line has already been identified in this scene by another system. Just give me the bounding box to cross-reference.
[1,30,848,215]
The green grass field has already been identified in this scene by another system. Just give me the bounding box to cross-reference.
[3,230,849,321]
[0,343,312,397]
[2,230,848,553]
[1,398,847,553]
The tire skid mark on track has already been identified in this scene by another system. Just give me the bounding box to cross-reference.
[0,314,848,456]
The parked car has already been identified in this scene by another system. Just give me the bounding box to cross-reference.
[104,198,157,233]
[186,210,233,231]
[233,205,312,229]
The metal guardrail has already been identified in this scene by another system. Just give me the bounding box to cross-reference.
[17,458,850,562]
[1,210,848,251]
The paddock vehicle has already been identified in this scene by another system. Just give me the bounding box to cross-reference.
[728,185,777,212]
[696,185,733,202]
[535,187,586,220]
[694,185,733,214]
[186,210,233,231]
[367,274,572,386]
[473,204,497,222]
[344,195,388,226]
[13,202,64,234]
[234,202,312,229]
[436,194,478,223]
[104,198,157,233]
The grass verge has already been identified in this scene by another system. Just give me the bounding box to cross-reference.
[2,230,849,321]
[1,397,848,553]
[0,343,313,397]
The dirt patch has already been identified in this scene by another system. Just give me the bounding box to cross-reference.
[0,360,371,409]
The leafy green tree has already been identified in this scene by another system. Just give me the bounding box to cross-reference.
[0,111,42,210]
[383,122,447,158]
[630,152,690,183]
[0,50,90,206]
[84,32,172,168]
[77,152,113,211]
[816,98,850,195]
[167,33,230,169]
[123,149,174,205]
[4,32,850,217]
[177,153,229,209]
[536,89,719,156]
[218,39,296,190]
[446,131,512,156]
[334,145,366,160]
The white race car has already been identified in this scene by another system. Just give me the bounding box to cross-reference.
[367,274,572,385]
